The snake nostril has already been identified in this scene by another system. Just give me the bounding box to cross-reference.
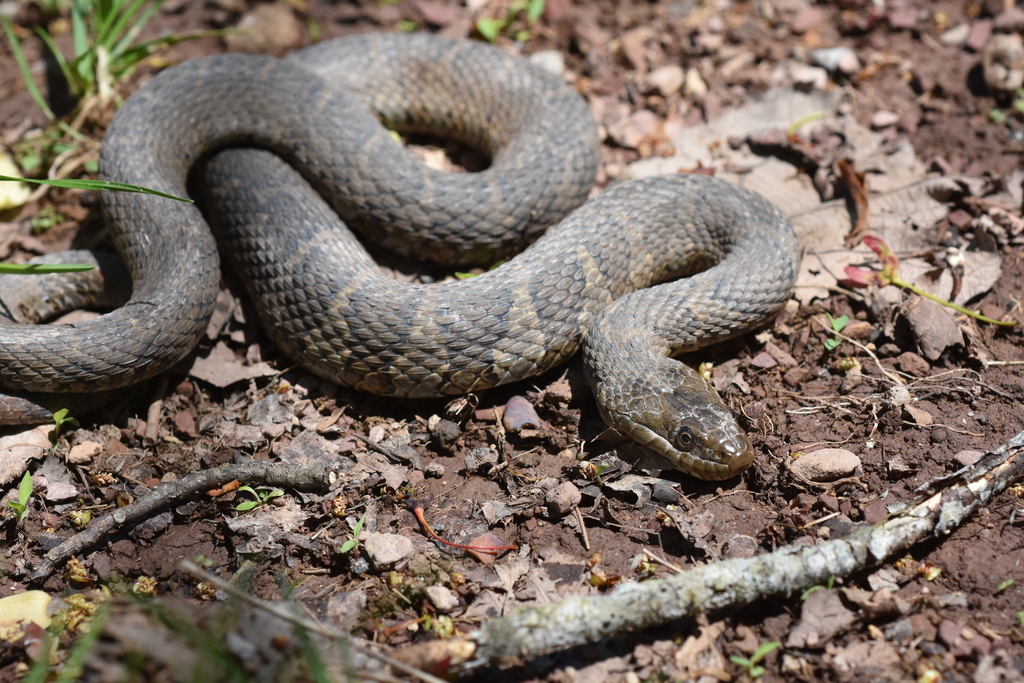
[720,434,755,472]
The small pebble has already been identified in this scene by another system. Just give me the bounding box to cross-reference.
[984,33,1024,93]
[424,585,460,613]
[68,440,101,465]
[894,351,930,377]
[423,461,446,478]
[326,590,368,632]
[464,446,498,473]
[862,500,890,524]
[791,65,828,92]
[646,65,685,96]
[791,448,861,482]
[545,481,581,516]
[173,411,198,439]
[965,19,993,52]
[430,418,461,448]
[939,23,970,47]
[903,404,934,426]
[750,351,777,369]
[225,2,302,55]
[953,450,984,468]
[42,481,79,503]
[362,533,414,571]
[809,46,860,75]
[783,367,813,387]
[870,110,900,129]
[683,67,708,96]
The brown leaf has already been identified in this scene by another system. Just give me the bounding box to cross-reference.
[465,532,509,564]
[839,158,871,247]
[207,480,240,497]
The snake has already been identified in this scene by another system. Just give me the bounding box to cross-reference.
[0,33,799,481]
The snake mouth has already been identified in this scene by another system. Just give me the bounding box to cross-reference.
[620,421,755,481]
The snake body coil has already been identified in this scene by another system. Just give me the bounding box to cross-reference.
[0,33,799,480]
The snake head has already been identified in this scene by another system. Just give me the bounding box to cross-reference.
[607,371,755,481]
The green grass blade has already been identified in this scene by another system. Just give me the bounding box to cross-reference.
[70,0,90,60]
[0,262,95,274]
[1,18,58,122]
[91,0,129,47]
[111,0,163,57]
[0,174,193,202]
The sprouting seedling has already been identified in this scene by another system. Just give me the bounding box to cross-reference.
[51,408,79,450]
[842,234,1018,327]
[823,313,849,351]
[6,471,34,524]
[234,486,284,511]
[729,641,781,679]
[338,512,368,555]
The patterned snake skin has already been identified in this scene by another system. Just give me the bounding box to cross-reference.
[0,33,799,480]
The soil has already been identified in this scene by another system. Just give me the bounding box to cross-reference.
[0,0,1023,681]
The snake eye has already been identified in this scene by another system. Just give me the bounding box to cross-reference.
[673,425,697,452]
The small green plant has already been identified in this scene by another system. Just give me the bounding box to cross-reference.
[7,471,34,523]
[31,205,63,234]
[455,260,506,280]
[988,87,1024,123]
[996,578,1014,593]
[51,408,79,447]
[234,486,284,512]
[1018,610,1024,627]
[339,512,368,554]
[729,641,781,679]
[476,0,545,43]
[10,0,222,112]
[823,312,849,351]
[843,235,1018,327]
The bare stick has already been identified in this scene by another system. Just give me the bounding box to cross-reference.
[30,462,337,580]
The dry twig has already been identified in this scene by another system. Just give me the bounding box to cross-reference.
[30,462,337,580]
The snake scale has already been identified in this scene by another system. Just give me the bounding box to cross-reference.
[0,33,799,480]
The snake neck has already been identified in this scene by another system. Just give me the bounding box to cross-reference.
[582,302,754,481]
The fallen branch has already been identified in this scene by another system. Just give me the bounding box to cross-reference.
[395,429,1024,672]
[30,462,337,580]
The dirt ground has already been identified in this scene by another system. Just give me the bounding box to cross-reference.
[0,0,1023,681]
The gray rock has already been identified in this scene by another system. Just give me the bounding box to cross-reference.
[424,585,460,613]
[545,481,581,516]
[362,533,414,571]
[791,448,861,482]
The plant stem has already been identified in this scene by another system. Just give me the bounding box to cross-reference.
[894,276,1018,326]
